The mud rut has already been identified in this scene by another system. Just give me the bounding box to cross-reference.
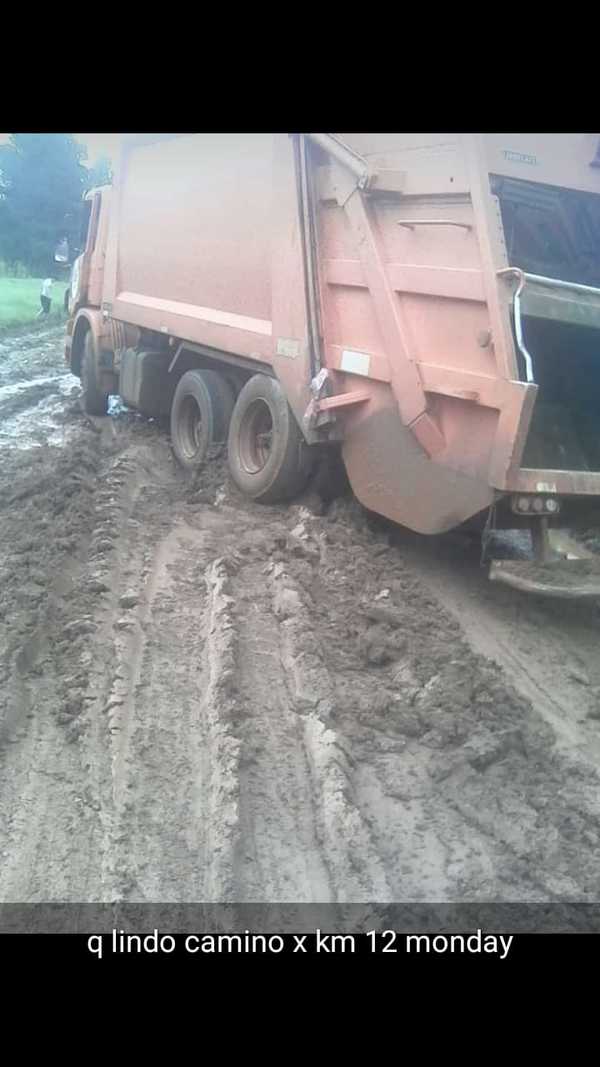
[2,328,600,904]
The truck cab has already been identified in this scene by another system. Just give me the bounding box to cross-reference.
[64,185,112,379]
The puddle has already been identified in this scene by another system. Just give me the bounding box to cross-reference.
[0,373,81,451]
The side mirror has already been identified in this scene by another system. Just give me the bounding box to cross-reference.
[54,238,70,264]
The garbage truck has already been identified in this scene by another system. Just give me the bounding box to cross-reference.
[64,132,600,597]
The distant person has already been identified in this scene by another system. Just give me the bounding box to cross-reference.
[37,277,53,318]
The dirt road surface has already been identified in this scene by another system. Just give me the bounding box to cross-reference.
[2,327,600,904]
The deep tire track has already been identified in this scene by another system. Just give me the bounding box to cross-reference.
[3,326,600,903]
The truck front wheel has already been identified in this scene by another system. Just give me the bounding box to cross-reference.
[81,332,108,415]
[170,369,235,472]
[227,374,313,503]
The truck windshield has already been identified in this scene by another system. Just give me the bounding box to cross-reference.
[492,175,600,288]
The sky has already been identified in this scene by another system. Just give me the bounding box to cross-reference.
[0,133,126,167]
[73,133,125,166]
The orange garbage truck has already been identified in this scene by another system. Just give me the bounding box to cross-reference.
[64,133,600,596]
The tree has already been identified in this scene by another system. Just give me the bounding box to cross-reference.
[0,134,89,275]
[86,155,113,190]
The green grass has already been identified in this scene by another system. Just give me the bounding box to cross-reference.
[0,276,69,331]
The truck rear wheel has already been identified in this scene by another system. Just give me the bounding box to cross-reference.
[171,369,235,472]
[81,332,108,415]
[227,374,313,503]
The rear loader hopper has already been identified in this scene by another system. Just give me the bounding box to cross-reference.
[66,133,600,598]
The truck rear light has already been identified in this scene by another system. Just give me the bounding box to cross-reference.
[511,494,561,515]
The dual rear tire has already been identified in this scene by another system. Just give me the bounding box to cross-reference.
[171,370,314,503]
[171,369,235,470]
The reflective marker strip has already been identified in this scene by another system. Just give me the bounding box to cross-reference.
[117,292,272,336]
[340,349,371,376]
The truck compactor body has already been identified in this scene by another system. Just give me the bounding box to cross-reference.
[65,133,600,596]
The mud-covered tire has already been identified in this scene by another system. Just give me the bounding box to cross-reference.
[81,331,108,415]
[170,369,235,472]
[227,374,314,504]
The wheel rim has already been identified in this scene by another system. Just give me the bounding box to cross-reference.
[238,398,273,474]
[179,395,205,461]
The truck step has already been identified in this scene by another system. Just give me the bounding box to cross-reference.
[489,558,600,599]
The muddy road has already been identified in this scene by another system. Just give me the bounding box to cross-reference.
[2,327,600,904]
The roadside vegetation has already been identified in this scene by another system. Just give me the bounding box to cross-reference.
[0,134,112,337]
